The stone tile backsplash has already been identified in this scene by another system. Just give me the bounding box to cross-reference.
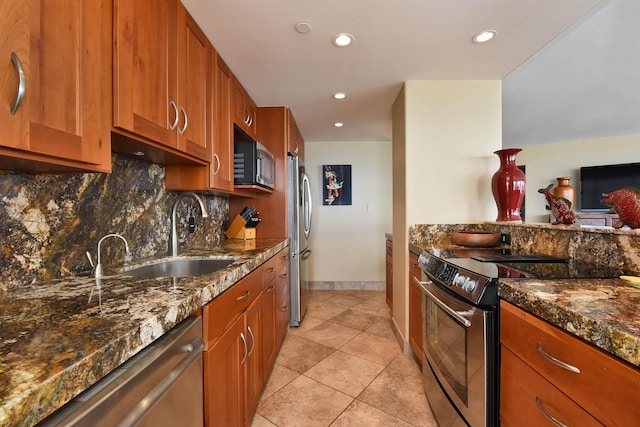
[409,222,640,276]
[0,154,228,289]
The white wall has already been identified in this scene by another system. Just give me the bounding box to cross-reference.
[518,133,640,223]
[304,141,393,282]
[392,80,502,341]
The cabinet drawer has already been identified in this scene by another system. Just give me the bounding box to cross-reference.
[409,252,420,278]
[500,347,603,427]
[385,239,392,256]
[261,249,289,288]
[203,273,261,349]
[500,301,640,426]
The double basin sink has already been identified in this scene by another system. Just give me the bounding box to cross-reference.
[118,256,238,278]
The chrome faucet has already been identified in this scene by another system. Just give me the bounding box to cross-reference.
[89,233,130,279]
[170,192,209,257]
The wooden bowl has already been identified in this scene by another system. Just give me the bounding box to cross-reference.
[452,231,500,248]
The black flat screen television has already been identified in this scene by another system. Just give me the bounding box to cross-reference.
[580,162,640,211]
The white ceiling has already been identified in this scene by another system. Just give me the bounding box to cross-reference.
[181,0,633,146]
[502,0,640,147]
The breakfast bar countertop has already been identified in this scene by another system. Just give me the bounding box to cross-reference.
[0,238,288,427]
[498,278,640,368]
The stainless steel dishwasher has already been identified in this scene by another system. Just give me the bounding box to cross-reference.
[40,316,204,427]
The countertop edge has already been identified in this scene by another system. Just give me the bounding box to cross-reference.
[0,239,288,427]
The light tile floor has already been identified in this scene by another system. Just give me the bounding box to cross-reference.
[252,290,437,427]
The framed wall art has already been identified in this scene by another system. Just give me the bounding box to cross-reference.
[322,164,352,205]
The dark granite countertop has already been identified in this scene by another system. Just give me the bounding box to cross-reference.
[498,278,640,368]
[0,238,288,427]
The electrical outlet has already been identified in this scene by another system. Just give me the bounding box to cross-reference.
[500,233,511,244]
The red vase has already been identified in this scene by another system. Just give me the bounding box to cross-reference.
[491,148,525,222]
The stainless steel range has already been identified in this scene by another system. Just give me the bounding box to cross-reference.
[416,248,616,427]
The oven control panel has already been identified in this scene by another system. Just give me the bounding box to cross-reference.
[418,252,496,306]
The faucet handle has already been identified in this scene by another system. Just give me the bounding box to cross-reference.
[86,251,95,268]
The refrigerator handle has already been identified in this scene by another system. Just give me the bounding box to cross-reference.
[302,172,312,238]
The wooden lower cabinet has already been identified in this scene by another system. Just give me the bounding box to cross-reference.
[203,248,290,426]
[275,261,290,346]
[500,301,640,426]
[204,313,245,426]
[385,239,393,309]
[408,252,424,365]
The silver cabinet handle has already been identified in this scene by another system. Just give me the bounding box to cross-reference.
[294,144,299,154]
[236,291,250,301]
[415,277,472,327]
[213,153,221,175]
[10,52,26,115]
[240,332,248,364]
[117,338,204,427]
[266,285,275,293]
[535,397,569,427]
[247,326,255,357]
[169,100,179,130]
[179,107,188,134]
[536,343,581,374]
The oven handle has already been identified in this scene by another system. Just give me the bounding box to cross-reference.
[414,277,472,328]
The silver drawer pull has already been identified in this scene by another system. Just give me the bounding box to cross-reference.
[535,397,569,427]
[247,326,255,356]
[169,100,179,130]
[10,52,26,114]
[536,343,581,374]
[240,332,248,364]
[236,291,250,301]
[213,153,221,175]
[179,107,188,134]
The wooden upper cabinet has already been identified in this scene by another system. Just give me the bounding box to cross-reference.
[233,77,258,139]
[0,0,111,172]
[210,53,234,192]
[113,0,177,148]
[287,111,304,160]
[177,8,210,161]
[113,0,210,162]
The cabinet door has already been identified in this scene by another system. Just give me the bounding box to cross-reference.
[204,314,246,427]
[113,0,178,148]
[262,281,278,371]
[245,296,263,424]
[408,252,424,364]
[287,110,304,160]
[211,53,234,191]
[385,240,393,309]
[275,263,290,346]
[233,78,257,138]
[1,0,110,171]
[176,7,210,160]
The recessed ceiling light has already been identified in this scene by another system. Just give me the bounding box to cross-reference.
[472,30,497,44]
[132,151,145,156]
[333,33,354,47]
[295,22,311,34]
[334,122,344,127]
[333,92,347,100]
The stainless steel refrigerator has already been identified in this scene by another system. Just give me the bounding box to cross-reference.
[288,156,312,326]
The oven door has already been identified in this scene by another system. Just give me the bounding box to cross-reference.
[418,275,496,427]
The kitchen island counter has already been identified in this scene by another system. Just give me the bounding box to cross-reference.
[0,238,288,427]
[498,278,640,368]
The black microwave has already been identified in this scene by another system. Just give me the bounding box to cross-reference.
[234,139,275,189]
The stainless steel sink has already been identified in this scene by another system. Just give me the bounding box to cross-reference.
[120,256,238,278]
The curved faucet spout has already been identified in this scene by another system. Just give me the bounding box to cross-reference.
[95,233,130,278]
[170,192,209,257]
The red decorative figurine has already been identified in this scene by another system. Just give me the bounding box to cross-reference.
[538,184,576,225]
[600,187,640,229]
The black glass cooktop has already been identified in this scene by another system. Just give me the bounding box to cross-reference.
[446,256,619,280]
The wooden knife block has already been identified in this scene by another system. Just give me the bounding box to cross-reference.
[225,215,256,240]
